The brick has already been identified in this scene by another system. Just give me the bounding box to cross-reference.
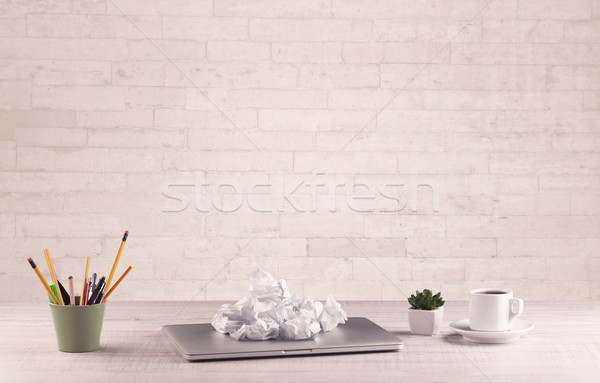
[579,238,600,257]
[383,42,450,63]
[63,192,165,215]
[498,238,578,258]
[15,128,86,147]
[280,214,363,237]
[452,43,600,65]
[185,88,228,110]
[0,0,105,15]
[162,17,247,40]
[496,111,600,133]
[17,147,162,172]
[317,132,444,152]
[123,213,204,237]
[483,20,564,42]
[422,90,550,111]
[125,87,186,108]
[352,257,411,281]
[364,215,445,238]
[571,194,600,215]
[0,172,126,193]
[243,238,306,258]
[373,21,417,41]
[584,91,600,110]
[540,175,600,194]
[342,43,384,63]
[205,214,279,237]
[0,17,26,37]
[17,214,120,238]
[295,152,397,173]
[112,62,164,86]
[553,133,600,151]
[163,150,294,171]
[0,214,15,237]
[408,238,496,258]
[272,42,342,63]
[377,110,497,132]
[0,110,75,128]
[189,129,315,151]
[467,175,539,195]
[0,80,30,109]
[227,256,282,279]
[328,89,411,110]
[383,64,546,90]
[155,109,256,130]
[26,14,162,39]
[250,19,372,42]
[107,0,213,16]
[77,110,153,127]
[0,59,111,86]
[491,152,600,174]
[32,85,125,111]
[446,133,551,152]
[308,238,406,258]
[548,66,600,90]
[412,258,464,281]
[305,279,382,300]
[279,257,353,280]
[165,62,298,89]
[88,127,185,148]
[332,0,516,19]
[0,193,63,213]
[226,89,327,109]
[258,109,375,132]
[126,39,207,61]
[207,41,271,61]
[439,195,493,215]
[214,0,330,17]
[0,38,130,61]
[465,258,545,281]
[299,63,379,88]
[416,20,482,42]
[0,141,16,170]
[517,0,592,20]
[493,195,571,215]
[546,258,590,281]
[397,152,489,174]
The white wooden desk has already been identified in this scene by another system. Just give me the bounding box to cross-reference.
[1,301,599,382]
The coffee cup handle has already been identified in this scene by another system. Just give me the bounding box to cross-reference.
[508,298,524,322]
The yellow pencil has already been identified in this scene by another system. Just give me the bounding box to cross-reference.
[102,266,132,303]
[105,231,129,292]
[27,257,59,304]
[80,257,90,306]
[44,249,63,305]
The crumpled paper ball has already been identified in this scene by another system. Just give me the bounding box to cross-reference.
[211,269,347,341]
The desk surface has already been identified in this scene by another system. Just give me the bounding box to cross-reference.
[1,301,599,382]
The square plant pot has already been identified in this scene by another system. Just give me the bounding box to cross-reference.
[408,306,443,336]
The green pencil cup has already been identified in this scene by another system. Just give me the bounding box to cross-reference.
[49,302,106,352]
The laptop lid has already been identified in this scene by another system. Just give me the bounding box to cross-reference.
[162,317,403,361]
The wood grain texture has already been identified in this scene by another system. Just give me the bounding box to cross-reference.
[1,301,599,382]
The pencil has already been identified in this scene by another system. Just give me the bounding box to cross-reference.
[80,257,89,306]
[105,230,128,292]
[68,276,74,305]
[44,249,63,305]
[27,257,59,304]
[102,266,132,303]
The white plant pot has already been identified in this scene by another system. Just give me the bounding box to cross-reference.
[408,306,444,336]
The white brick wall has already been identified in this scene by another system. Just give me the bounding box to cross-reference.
[1,0,598,302]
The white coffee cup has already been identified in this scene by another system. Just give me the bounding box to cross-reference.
[469,288,524,331]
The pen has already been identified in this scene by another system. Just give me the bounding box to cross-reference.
[91,272,97,292]
[68,276,75,306]
[44,249,64,305]
[105,231,128,292]
[27,257,59,304]
[102,266,132,303]
[88,276,105,305]
[57,280,71,305]
[80,257,89,306]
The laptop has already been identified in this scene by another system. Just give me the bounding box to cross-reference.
[162,317,403,361]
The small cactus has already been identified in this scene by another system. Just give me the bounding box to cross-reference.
[408,289,445,310]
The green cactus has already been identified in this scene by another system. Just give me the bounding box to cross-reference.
[408,289,445,310]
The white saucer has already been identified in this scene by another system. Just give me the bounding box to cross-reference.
[448,319,534,344]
